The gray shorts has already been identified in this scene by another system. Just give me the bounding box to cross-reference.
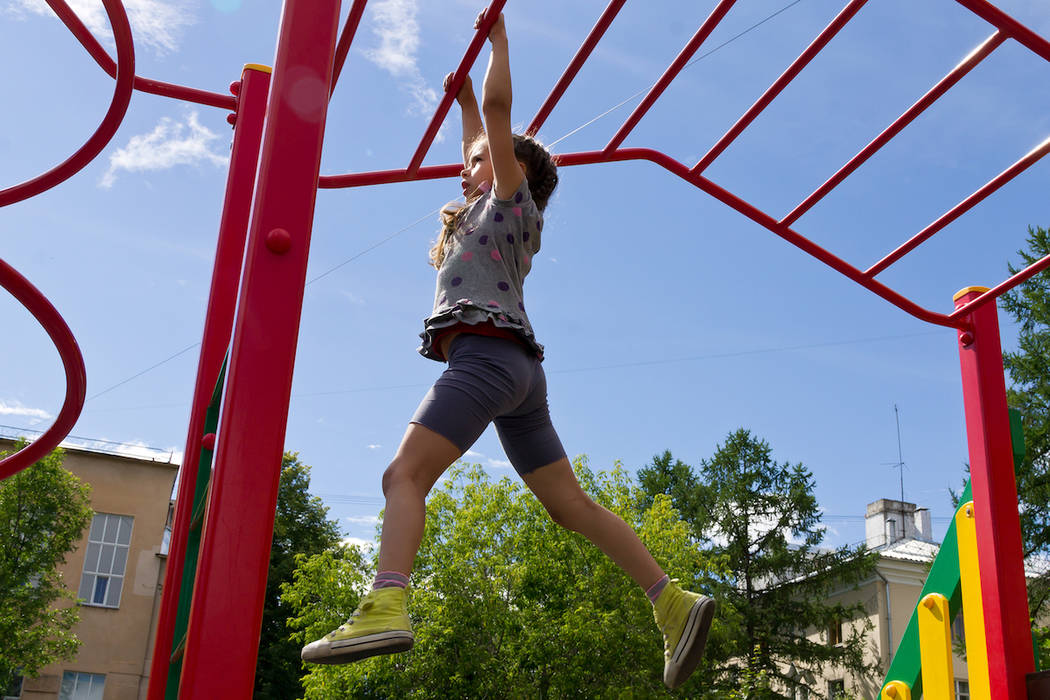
[411,333,566,476]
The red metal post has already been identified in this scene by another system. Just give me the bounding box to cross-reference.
[954,287,1034,699]
[145,64,271,700]
[176,0,340,695]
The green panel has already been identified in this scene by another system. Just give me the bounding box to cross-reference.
[1009,407,1025,468]
[881,481,972,698]
[166,358,228,699]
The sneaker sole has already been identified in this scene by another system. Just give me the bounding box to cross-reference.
[664,597,715,689]
[302,630,414,665]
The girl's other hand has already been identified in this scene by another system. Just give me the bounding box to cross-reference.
[443,71,474,104]
[474,8,506,42]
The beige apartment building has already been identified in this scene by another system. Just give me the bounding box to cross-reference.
[1,437,177,700]
[800,498,1047,700]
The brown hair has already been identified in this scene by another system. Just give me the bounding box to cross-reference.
[430,134,558,268]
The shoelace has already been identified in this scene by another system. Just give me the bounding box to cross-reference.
[328,598,375,637]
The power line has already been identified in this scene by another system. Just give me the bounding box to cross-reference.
[549,0,806,149]
[81,0,810,401]
[86,342,201,401]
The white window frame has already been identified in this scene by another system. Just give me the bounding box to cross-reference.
[956,679,970,700]
[59,672,105,700]
[78,513,134,609]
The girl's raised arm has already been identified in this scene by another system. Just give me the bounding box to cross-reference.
[444,71,483,167]
[479,11,525,199]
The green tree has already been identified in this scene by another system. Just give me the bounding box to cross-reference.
[253,452,342,699]
[1001,225,1050,623]
[0,443,93,689]
[283,457,727,698]
[638,430,880,699]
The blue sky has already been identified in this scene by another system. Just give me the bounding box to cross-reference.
[2,0,1049,552]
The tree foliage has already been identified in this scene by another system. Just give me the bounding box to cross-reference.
[1001,225,1050,622]
[283,458,727,698]
[0,443,93,688]
[638,431,879,699]
[253,452,343,699]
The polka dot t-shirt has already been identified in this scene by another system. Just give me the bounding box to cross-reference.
[419,178,544,361]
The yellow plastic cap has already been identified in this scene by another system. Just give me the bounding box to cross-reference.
[953,286,990,302]
[243,63,273,74]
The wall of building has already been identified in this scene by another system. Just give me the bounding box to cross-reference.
[6,441,177,700]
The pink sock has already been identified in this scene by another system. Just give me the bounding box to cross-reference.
[373,571,409,590]
[645,574,670,604]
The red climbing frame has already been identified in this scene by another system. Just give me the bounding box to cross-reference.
[1,0,1048,697]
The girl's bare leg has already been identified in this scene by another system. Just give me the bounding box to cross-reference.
[521,457,665,588]
[376,422,462,575]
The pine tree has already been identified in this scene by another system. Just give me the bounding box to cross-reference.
[1000,225,1050,634]
[638,430,879,699]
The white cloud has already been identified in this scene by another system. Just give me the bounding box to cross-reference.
[101,111,228,188]
[341,290,366,306]
[11,0,194,54]
[487,458,512,470]
[345,515,379,526]
[363,0,440,118]
[341,536,376,552]
[367,443,382,450]
[0,400,53,422]
[464,449,484,458]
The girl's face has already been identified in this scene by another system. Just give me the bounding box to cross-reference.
[461,141,493,198]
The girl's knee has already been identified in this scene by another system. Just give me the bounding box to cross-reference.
[382,458,421,496]
[545,492,599,532]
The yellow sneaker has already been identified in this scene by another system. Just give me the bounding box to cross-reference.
[653,580,715,689]
[301,587,414,665]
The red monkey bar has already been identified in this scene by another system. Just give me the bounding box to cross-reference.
[3,0,1049,698]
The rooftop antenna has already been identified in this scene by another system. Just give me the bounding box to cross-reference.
[893,404,905,504]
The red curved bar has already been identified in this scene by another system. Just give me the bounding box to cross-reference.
[406,0,509,177]
[0,0,134,208]
[526,0,627,138]
[44,0,235,110]
[0,259,87,481]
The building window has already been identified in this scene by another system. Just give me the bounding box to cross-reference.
[59,672,105,700]
[793,686,810,700]
[828,679,846,699]
[956,679,970,700]
[2,673,23,700]
[77,513,133,608]
[827,618,843,646]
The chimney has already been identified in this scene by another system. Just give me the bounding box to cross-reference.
[866,498,919,548]
[913,507,933,542]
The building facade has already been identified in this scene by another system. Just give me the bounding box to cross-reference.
[1,438,176,700]
[804,498,992,700]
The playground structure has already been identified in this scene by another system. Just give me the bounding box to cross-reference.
[1,0,1049,696]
